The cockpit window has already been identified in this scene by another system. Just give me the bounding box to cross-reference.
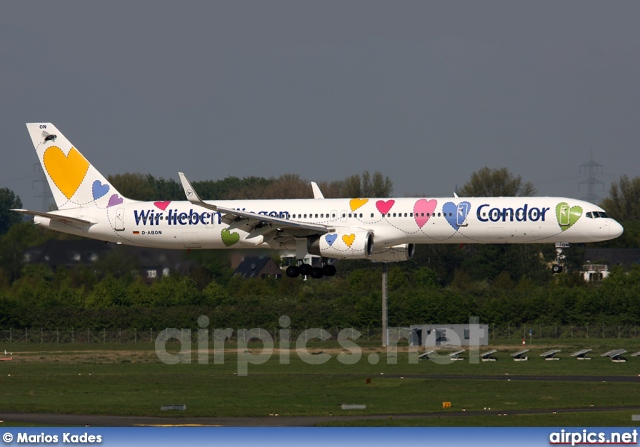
[587,211,610,219]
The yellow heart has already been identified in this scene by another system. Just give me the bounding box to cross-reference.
[43,146,90,199]
[350,198,369,211]
[342,234,356,248]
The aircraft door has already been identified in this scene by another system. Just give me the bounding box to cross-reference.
[457,203,470,226]
[115,209,125,231]
[559,205,570,226]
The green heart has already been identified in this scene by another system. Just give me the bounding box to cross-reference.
[555,202,583,231]
[221,228,240,246]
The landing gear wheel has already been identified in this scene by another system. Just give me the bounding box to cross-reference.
[553,243,568,274]
[299,264,312,276]
[310,267,324,279]
[286,266,300,278]
[322,264,337,276]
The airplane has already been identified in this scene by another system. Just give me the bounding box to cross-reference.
[13,123,624,279]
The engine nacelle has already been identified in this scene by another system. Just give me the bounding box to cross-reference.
[368,243,416,262]
[310,230,374,259]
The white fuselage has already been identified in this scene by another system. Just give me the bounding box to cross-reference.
[35,196,623,253]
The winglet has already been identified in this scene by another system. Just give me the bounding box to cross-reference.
[311,182,324,199]
[178,172,207,206]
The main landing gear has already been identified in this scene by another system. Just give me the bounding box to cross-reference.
[285,259,337,279]
[552,242,569,274]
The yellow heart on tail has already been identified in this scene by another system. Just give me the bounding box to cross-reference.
[43,147,90,199]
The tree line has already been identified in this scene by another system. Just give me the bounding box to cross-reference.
[1,261,640,330]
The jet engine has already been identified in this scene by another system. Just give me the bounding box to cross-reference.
[309,230,374,259]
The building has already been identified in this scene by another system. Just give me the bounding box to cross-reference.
[233,256,283,279]
[580,248,640,282]
[22,239,193,280]
[409,323,489,347]
[584,248,640,269]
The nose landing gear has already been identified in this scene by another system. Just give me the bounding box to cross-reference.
[552,242,569,274]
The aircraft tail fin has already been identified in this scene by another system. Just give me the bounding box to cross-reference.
[26,123,129,210]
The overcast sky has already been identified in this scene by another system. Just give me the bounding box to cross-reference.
[2,1,639,211]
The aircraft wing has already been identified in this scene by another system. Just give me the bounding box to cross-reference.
[178,172,332,234]
[12,209,95,226]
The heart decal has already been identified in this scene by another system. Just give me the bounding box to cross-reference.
[376,200,395,215]
[342,234,356,248]
[443,201,471,231]
[92,180,110,200]
[350,198,369,211]
[154,201,171,211]
[43,146,90,199]
[221,228,240,246]
[107,194,124,208]
[556,202,583,231]
[413,199,437,229]
[325,234,338,246]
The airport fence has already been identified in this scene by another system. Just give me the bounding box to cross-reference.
[0,325,639,344]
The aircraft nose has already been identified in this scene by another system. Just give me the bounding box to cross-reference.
[610,220,624,238]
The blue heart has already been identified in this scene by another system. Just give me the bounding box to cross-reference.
[443,201,471,230]
[325,234,338,246]
[92,180,110,200]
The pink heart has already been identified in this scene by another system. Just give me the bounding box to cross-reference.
[154,201,171,211]
[108,194,124,208]
[413,199,437,229]
[376,200,395,215]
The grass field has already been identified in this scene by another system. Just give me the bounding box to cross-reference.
[1,339,640,426]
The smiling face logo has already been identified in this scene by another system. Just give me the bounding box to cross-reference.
[43,146,89,199]
[556,202,583,231]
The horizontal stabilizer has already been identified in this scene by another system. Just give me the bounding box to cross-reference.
[12,209,95,226]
